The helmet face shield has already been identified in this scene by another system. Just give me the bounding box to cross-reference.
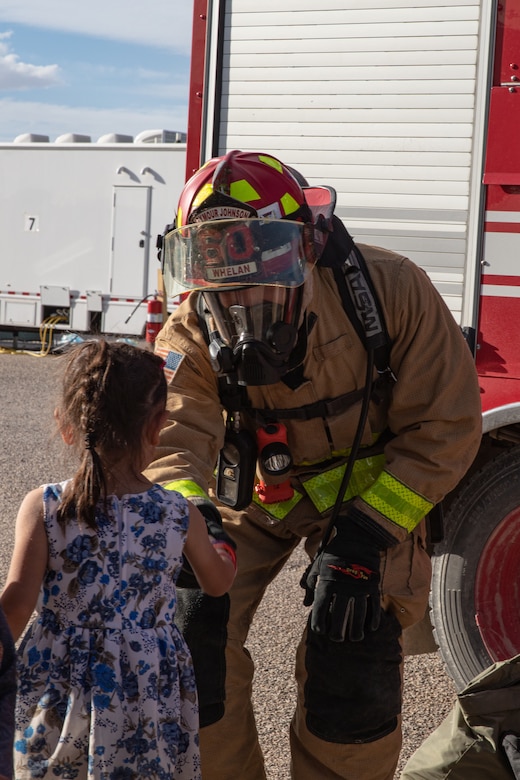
[162,218,317,295]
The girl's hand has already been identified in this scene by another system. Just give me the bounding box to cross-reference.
[208,537,237,570]
[183,504,236,596]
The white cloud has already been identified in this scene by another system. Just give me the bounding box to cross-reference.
[0,32,61,89]
[0,1,193,54]
[0,97,188,142]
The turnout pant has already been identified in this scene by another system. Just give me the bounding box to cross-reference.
[199,492,431,780]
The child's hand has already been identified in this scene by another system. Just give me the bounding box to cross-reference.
[209,536,237,569]
[184,503,237,596]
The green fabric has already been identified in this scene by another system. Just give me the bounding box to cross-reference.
[400,655,520,779]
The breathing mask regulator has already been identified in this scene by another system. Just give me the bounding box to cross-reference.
[205,282,302,387]
[159,150,336,509]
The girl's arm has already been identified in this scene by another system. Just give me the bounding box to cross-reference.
[183,504,236,596]
[0,488,48,642]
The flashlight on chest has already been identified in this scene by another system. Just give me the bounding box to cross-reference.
[255,422,294,504]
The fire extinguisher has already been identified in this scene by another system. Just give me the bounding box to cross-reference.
[146,295,163,344]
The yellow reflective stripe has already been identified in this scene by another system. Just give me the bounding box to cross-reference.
[252,488,303,520]
[361,471,433,532]
[259,154,283,173]
[281,192,300,216]
[191,181,214,211]
[230,180,260,203]
[303,455,386,514]
[162,480,209,500]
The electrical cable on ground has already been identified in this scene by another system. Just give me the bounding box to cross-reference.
[0,312,68,356]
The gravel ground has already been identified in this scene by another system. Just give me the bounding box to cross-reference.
[0,349,458,778]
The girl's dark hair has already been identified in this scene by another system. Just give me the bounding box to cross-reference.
[56,340,167,529]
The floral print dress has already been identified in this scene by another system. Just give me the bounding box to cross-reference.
[14,481,201,780]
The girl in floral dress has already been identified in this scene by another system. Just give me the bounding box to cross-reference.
[0,340,236,779]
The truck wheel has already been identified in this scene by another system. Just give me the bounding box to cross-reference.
[430,445,520,691]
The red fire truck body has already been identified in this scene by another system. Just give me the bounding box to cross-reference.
[186,0,520,689]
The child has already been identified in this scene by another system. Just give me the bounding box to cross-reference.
[0,340,236,779]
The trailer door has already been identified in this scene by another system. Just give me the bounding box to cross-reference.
[110,185,151,298]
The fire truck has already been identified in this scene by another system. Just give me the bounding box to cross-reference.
[185,0,520,690]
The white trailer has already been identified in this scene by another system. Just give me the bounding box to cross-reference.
[0,131,186,337]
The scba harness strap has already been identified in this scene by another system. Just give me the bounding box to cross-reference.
[320,215,395,383]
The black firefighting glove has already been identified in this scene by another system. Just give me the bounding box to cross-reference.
[177,498,237,589]
[175,499,236,727]
[176,589,230,727]
[301,504,397,642]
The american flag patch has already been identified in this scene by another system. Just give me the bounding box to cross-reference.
[155,346,185,384]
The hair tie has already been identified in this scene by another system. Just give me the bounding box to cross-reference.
[85,433,95,451]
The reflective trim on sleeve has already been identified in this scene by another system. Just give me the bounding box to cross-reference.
[361,470,433,532]
[302,455,386,515]
[162,480,210,500]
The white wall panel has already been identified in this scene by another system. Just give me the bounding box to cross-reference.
[204,0,494,326]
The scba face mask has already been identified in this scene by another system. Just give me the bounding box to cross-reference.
[162,216,316,385]
[203,284,304,386]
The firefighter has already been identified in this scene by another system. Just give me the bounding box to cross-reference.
[145,150,482,780]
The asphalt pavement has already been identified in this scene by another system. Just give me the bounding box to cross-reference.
[0,349,457,778]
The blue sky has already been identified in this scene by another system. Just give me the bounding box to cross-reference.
[0,1,194,142]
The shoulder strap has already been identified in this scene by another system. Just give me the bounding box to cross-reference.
[320,216,395,380]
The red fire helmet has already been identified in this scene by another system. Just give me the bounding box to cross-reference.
[161,150,335,294]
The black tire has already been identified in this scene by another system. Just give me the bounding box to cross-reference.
[430,445,520,691]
